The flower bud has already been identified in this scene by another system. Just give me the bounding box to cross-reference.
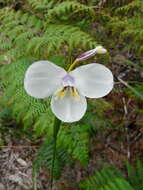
[95,46,107,54]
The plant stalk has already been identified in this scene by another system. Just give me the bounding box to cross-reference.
[68,60,78,72]
[50,117,61,190]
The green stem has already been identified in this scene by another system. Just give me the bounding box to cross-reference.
[68,60,79,72]
[51,117,61,190]
[53,117,61,139]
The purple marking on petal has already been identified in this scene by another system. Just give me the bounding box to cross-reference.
[76,49,96,61]
[79,51,91,58]
[62,74,74,83]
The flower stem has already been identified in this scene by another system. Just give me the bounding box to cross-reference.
[51,117,61,190]
[68,60,78,72]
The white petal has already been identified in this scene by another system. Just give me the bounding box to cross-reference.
[70,63,113,98]
[24,61,67,98]
[51,92,87,122]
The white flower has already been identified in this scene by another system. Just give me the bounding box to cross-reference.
[24,60,113,123]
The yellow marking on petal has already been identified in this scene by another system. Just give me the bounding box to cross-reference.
[55,87,80,100]
[71,87,80,99]
[56,88,67,99]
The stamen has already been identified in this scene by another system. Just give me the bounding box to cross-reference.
[55,87,80,100]
[55,87,67,99]
[71,87,80,99]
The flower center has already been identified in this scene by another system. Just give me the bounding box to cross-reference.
[62,74,74,87]
[54,74,79,100]
[55,87,80,100]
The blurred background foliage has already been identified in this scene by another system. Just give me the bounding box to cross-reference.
[0,0,143,189]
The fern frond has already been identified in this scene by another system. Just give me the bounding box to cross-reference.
[27,0,55,10]
[34,138,71,179]
[126,160,143,190]
[0,6,97,62]
[57,124,90,167]
[79,166,123,190]
[115,0,143,15]
[47,1,94,20]
[79,166,135,190]
[25,24,97,58]
[108,14,143,55]
[1,57,54,130]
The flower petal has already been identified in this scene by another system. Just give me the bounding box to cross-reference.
[24,61,67,98]
[51,91,87,122]
[75,46,107,62]
[70,63,113,98]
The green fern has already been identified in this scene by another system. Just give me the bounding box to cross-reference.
[46,1,94,20]
[115,0,143,15]
[57,124,90,167]
[79,161,143,190]
[0,4,97,62]
[0,57,53,130]
[33,138,71,179]
[103,0,143,57]
[27,0,54,10]
[126,160,143,190]
[79,166,125,190]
